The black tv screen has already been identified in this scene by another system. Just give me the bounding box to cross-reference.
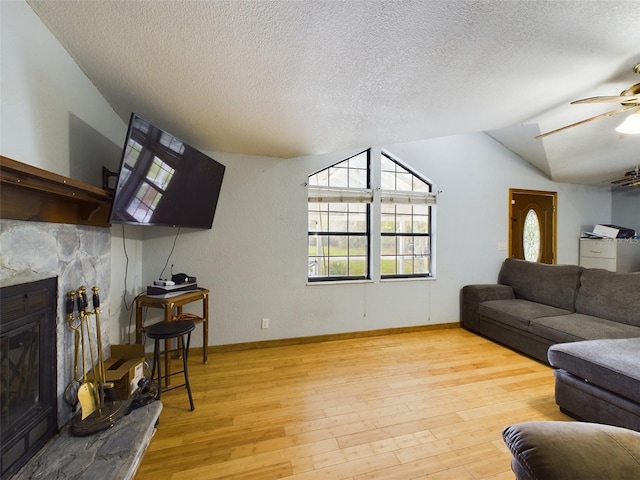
[109,113,225,229]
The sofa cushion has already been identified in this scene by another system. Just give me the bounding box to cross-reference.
[479,299,571,330]
[529,314,640,343]
[548,338,640,405]
[553,369,640,432]
[575,268,640,327]
[498,258,580,311]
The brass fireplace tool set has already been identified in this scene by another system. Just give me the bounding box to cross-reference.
[64,286,124,436]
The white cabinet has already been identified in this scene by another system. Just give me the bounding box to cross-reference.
[579,238,640,272]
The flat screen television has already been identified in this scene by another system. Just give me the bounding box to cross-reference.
[109,113,225,229]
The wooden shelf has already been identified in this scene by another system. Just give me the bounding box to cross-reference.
[0,156,113,227]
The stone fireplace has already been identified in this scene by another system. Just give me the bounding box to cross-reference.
[0,157,160,480]
[0,219,111,477]
[1,278,57,478]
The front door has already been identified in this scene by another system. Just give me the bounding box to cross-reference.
[509,189,556,264]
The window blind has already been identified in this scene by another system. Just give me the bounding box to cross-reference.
[379,190,437,205]
[307,186,373,203]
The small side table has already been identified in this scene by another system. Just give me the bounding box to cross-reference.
[135,288,209,386]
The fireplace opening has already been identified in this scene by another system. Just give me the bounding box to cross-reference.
[1,277,58,480]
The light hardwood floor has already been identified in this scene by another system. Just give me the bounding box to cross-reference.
[134,327,571,480]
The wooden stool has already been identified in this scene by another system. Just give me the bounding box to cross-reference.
[145,319,195,411]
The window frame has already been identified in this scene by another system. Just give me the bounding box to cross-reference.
[379,152,434,280]
[307,149,436,283]
[307,150,372,282]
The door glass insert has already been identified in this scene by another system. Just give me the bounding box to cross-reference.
[523,209,541,262]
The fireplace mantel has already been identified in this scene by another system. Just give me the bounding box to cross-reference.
[0,156,112,227]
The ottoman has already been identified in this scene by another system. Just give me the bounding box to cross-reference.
[502,421,640,480]
[547,338,640,432]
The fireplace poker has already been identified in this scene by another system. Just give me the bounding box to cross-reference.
[63,291,82,410]
[76,290,97,419]
[80,286,102,415]
[92,286,114,409]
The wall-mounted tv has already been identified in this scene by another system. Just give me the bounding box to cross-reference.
[109,113,225,229]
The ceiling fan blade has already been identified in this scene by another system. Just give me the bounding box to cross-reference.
[535,105,637,139]
[601,166,640,185]
[611,175,640,187]
[571,95,640,104]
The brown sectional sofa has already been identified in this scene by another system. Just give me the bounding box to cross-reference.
[461,258,640,431]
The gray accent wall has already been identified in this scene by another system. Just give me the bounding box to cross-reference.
[612,188,640,235]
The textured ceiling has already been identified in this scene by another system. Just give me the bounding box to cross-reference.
[27,0,640,186]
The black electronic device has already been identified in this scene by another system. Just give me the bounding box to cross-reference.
[109,113,226,229]
[602,224,637,239]
[146,282,198,295]
[171,273,197,284]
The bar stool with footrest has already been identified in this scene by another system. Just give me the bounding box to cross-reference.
[172,312,206,363]
[145,319,195,411]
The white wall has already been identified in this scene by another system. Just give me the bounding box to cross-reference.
[1,1,141,346]
[109,225,144,343]
[1,1,124,180]
[137,134,612,347]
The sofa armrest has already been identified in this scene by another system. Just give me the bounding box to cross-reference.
[460,284,514,332]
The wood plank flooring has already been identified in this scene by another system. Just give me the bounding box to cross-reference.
[134,327,571,480]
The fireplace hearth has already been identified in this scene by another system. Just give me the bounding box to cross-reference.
[1,277,58,479]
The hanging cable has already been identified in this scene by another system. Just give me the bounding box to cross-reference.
[158,227,181,279]
[122,224,130,311]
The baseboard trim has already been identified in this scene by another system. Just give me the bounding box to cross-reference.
[201,322,460,354]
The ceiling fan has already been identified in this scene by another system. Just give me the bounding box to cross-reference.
[536,63,640,139]
[607,165,640,188]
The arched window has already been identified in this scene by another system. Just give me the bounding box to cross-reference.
[307,150,436,282]
[380,153,435,278]
[307,151,371,281]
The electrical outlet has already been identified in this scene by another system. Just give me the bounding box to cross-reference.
[261,318,269,329]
